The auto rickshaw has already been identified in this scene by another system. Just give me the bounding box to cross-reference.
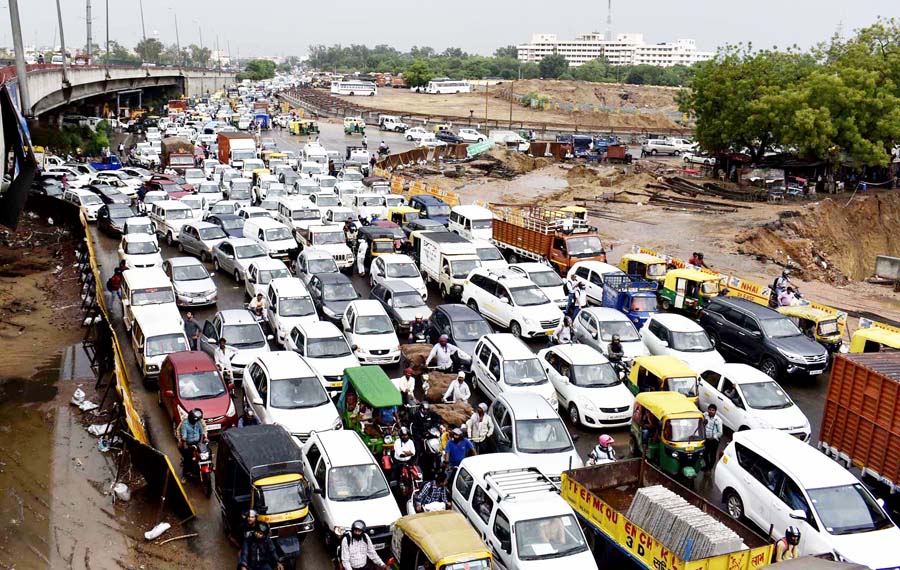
[357,225,400,254]
[627,355,699,403]
[390,511,493,570]
[214,424,314,561]
[289,119,319,136]
[619,253,668,283]
[337,366,403,459]
[251,168,272,187]
[431,122,452,133]
[389,206,420,226]
[263,151,287,168]
[630,392,705,482]
[658,268,720,313]
[344,117,366,135]
[849,319,900,353]
[777,305,845,355]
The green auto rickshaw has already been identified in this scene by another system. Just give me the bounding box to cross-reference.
[337,366,403,459]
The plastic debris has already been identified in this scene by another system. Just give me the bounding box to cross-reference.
[71,388,86,406]
[144,522,171,541]
[112,483,131,502]
[87,423,114,436]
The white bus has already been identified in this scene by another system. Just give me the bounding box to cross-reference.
[330,80,377,96]
[424,80,473,94]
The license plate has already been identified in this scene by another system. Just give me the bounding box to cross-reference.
[809,369,824,376]
[544,329,555,336]
[372,543,385,550]
[207,423,221,430]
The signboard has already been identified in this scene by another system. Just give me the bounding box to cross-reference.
[466,139,493,157]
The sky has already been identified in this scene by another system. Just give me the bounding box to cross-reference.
[5,0,895,57]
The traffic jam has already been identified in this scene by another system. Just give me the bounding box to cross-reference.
[56,78,900,570]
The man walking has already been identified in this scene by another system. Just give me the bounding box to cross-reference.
[466,403,494,454]
[703,404,723,471]
[184,312,201,350]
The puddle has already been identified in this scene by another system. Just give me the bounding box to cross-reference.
[0,363,60,404]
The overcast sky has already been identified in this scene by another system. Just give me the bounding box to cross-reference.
[6,0,893,57]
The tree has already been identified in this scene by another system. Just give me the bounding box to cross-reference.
[404,59,433,87]
[520,63,541,79]
[572,58,611,83]
[188,45,211,68]
[135,38,164,64]
[538,53,569,79]
[494,45,518,59]
[238,59,276,81]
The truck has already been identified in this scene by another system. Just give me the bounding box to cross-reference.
[217,132,257,170]
[601,274,659,328]
[562,460,772,570]
[253,112,270,130]
[160,137,195,173]
[819,352,900,510]
[489,130,530,152]
[489,205,607,275]
[295,224,353,270]
[411,230,481,300]
[167,99,188,115]
[89,154,123,171]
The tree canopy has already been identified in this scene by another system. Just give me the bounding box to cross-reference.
[538,53,569,79]
[238,59,277,81]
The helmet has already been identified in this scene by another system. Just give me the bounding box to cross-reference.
[426,438,442,454]
[256,522,270,535]
[351,520,366,533]
[404,367,414,376]
[415,313,424,320]
[786,526,800,545]
[611,334,621,342]
[189,408,203,422]
[782,269,790,277]
[399,427,409,436]
[598,434,615,448]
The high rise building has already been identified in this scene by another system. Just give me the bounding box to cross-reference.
[517,32,714,68]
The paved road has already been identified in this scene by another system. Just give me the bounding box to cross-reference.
[90,123,831,567]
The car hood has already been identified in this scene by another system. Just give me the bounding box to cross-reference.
[517,549,597,569]
[223,227,244,238]
[201,237,226,251]
[306,354,360,378]
[749,403,809,431]
[276,314,319,332]
[582,383,635,410]
[323,299,352,317]
[326,492,403,531]
[180,394,232,420]
[541,285,567,304]
[393,305,431,323]
[351,332,399,351]
[623,340,650,359]
[267,401,340,435]
[516,449,583,478]
[125,252,162,264]
[316,244,352,257]
[827,524,900,568]
[772,334,828,358]
[675,349,725,371]
[524,303,565,323]
[231,346,270,366]
[174,277,216,294]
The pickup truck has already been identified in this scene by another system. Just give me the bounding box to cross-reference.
[489,205,606,275]
[89,154,123,171]
[217,132,256,169]
[601,274,659,328]
[562,460,772,570]
[378,115,408,133]
[160,137,195,173]
[411,230,481,300]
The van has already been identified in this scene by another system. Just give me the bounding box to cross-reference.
[243,217,299,262]
[265,277,318,346]
[486,392,583,482]
[130,310,190,381]
[121,268,181,332]
[149,200,194,245]
[715,430,900,568]
[471,334,557,408]
[450,453,597,570]
[276,198,321,236]
[449,205,493,241]
[63,188,104,221]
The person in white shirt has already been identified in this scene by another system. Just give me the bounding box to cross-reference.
[466,403,494,453]
[391,427,416,483]
[248,292,266,314]
[356,239,368,276]
[552,316,574,345]
[443,372,471,404]
[213,338,239,379]
[394,368,417,406]
[425,335,469,373]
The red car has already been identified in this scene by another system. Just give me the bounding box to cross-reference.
[158,351,237,437]
[150,173,195,193]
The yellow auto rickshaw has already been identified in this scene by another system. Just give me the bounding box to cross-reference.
[289,119,319,136]
[344,117,366,135]
[388,205,420,226]
[777,305,846,355]
[264,151,287,168]
[630,392,705,482]
[251,168,272,187]
[619,253,668,283]
[849,319,900,353]
[658,268,720,313]
[390,511,493,570]
[432,122,452,133]
[628,355,699,403]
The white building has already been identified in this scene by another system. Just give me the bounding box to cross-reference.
[517,33,714,68]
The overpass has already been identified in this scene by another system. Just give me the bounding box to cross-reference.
[1,64,236,116]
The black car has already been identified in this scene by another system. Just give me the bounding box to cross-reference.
[369,280,431,333]
[31,180,65,197]
[435,129,463,144]
[98,204,139,236]
[88,184,131,205]
[207,214,245,238]
[427,303,493,355]
[699,296,828,379]
[308,273,360,324]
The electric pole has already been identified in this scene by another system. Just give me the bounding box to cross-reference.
[8,0,31,115]
[138,0,147,62]
[105,0,110,68]
[173,13,181,69]
[86,0,92,62]
[55,0,69,83]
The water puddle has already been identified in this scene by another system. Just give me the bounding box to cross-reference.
[0,362,60,404]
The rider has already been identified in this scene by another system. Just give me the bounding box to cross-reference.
[425,335,470,373]
[607,335,625,363]
[391,427,417,483]
[774,269,794,296]
[378,140,389,154]
[396,368,417,406]
[176,408,208,482]
[551,316,574,344]
[214,337,239,380]
[414,471,451,513]
[408,313,427,343]
[589,434,617,464]
[238,522,284,570]
[248,292,266,316]
[773,527,801,562]
[340,520,388,570]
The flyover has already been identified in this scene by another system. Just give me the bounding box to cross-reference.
[0,64,236,116]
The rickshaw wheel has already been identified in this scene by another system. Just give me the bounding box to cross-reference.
[660,298,671,310]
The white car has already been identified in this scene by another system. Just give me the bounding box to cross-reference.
[368,254,427,299]
[572,307,649,362]
[285,321,359,394]
[404,126,429,142]
[62,188,104,220]
[162,256,217,307]
[640,313,725,372]
[698,363,811,440]
[669,138,696,153]
[538,344,635,429]
[197,181,223,206]
[683,152,716,166]
[197,309,272,380]
[567,261,624,305]
[242,352,342,442]
[118,233,163,269]
[416,134,447,148]
[244,258,291,299]
[472,333,557,408]
[462,268,564,339]
[340,300,401,365]
[264,277,319,346]
[92,171,141,195]
[457,128,486,143]
[506,262,567,309]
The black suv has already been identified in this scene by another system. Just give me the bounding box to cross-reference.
[699,297,828,379]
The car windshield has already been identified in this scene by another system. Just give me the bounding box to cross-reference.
[307,336,352,358]
[670,331,714,352]
[293,209,320,220]
[667,376,698,398]
[329,210,353,222]
[342,171,363,181]
[529,270,563,288]
[125,240,159,255]
[427,204,451,217]
[259,268,290,284]
[199,184,219,194]
[372,241,394,254]
[264,227,293,241]
[452,319,492,341]
[572,363,620,387]
[515,418,573,454]
[177,370,225,399]
[230,188,251,200]
[665,417,704,443]
[199,226,227,240]
[318,178,336,189]
[235,244,266,259]
[502,359,548,386]
[509,286,549,307]
[818,319,839,336]
[515,515,588,561]
[324,282,358,302]
[598,320,640,342]
[360,197,384,206]
[220,218,243,230]
[385,197,404,207]
[132,287,175,306]
[386,263,418,278]
[388,293,422,310]
[167,208,192,220]
[630,296,658,312]
[81,194,103,206]
[740,381,793,410]
[307,258,338,274]
[184,169,204,179]
[108,207,133,220]
[315,195,340,207]
[173,264,209,281]
[327,464,391,501]
[181,199,203,210]
[477,247,503,261]
[808,484,893,535]
[269,376,329,409]
[280,297,316,317]
[567,236,603,257]
[259,482,307,515]
[314,231,345,245]
[471,219,492,230]
[222,323,266,348]
[145,333,188,357]
[451,259,480,279]
[355,315,394,335]
[761,317,803,339]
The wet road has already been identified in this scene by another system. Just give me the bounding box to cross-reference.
[90,122,832,567]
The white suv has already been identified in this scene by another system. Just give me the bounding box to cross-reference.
[462,268,564,339]
[640,313,725,372]
[285,321,359,394]
[472,333,557,408]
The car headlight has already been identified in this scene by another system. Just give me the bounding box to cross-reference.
[777,347,806,364]
[332,418,343,430]
[226,400,236,417]
[523,316,535,325]
[147,364,159,372]
[549,393,558,407]
[580,398,597,412]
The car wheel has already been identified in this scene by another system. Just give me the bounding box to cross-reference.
[234,269,242,283]
[674,150,681,156]
[510,321,522,338]
[406,135,413,141]
[177,241,184,253]
[760,357,779,379]
[167,232,174,246]
[508,252,519,264]
[568,403,581,427]
[200,251,208,262]
[467,300,478,313]
[213,258,220,272]
[723,490,745,520]
[650,149,658,156]
[708,331,720,349]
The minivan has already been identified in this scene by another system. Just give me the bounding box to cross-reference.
[243,217,299,262]
[149,200,194,245]
[131,311,190,382]
[265,277,318,346]
[472,334,557,408]
[448,205,493,241]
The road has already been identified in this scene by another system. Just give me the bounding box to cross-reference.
[91,122,831,568]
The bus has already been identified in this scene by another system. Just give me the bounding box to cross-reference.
[424,80,473,94]
[330,80,377,96]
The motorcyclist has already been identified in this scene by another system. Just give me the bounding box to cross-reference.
[408,314,427,342]
[414,471,451,513]
[238,522,284,570]
[774,269,794,296]
[391,427,417,483]
[378,140,389,154]
[425,335,470,373]
[340,520,388,570]
[773,526,801,562]
[176,408,208,482]
[607,335,627,376]
[588,434,617,464]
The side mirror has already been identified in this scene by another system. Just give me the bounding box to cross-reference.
[314,487,325,496]
[788,509,807,521]
[228,383,235,391]
[164,390,174,398]
[750,331,762,339]
[659,340,669,348]
[500,296,511,305]
[266,334,274,341]
[591,331,598,340]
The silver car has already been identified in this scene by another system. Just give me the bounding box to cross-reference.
[197,309,271,380]
[293,247,339,289]
[163,257,218,307]
[369,280,432,334]
[571,306,649,363]
[178,221,227,261]
[212,237,267,282]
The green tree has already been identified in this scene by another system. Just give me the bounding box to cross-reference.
[538,53,569,79]
[521,63,541,79]
[494,45,519,59]
[188,45,212,68]
[135,38,164,63]
[572,58,611,82]
[238,59,277,81]
[404,59,433,87]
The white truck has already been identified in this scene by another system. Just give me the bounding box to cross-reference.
[378,115,408,133]
[489,130,530,152]
[413,230,481,300]
[228,137,257,169]
[295,224,354,270]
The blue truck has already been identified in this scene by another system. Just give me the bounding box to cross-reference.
[601,274,659,328]
[89,154,122,171]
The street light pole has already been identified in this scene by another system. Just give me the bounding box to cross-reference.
[138,0,147,62]
[173,13,182,69]
[54,0,69,84]
[104,0,110,70]
[7,0,31,115]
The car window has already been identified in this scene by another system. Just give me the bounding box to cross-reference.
[579,312,597,334]
[575,267,589,280]
[455,468,474,501]
[493,510,512,545]
[305,443,322,471]
[779,476,815,528]
[477,344,491,366]
[648,319,665,339]
[589,271,604,286]
[700,370,721,387]
[472,486,494,524]
[488,353,501,379]
[740,314,761,333]
[721,308,745,327]
[736,443,783,493]
[314,458,326,489]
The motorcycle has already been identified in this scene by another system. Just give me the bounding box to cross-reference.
[394,462,423,513]
[418,426,444,482]
[184,441,213,497]
[610,358,631,381]
[377,145,390,157]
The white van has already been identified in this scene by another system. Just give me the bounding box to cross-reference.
[243,217,299,262]
[449,205,493,241]
[121,268,181,332]
[131,312,190,381]
[149,200,194,245]
[451,454,597,570]
[471,334,557,408]
[265,277,319,346]
[276,198,321,236]
[63,188,104,221]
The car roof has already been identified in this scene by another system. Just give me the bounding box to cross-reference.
[122,267,169,287]
[295,320,342,338]
[703,362,776,384]
[218,308,260,324]
[546,343,609,364]
[437,304,483,322]
[314,430,374,467]
[249,257,288,270]
[731,430,858,489]
[496,391,558,417]
[318,272,352,284]
[582,306,631,322]
[650,313,704,331]
[472,268,533,288]
[377,253,414,264]
[154,200,192,210]
[123,233,156,243]
[244,216,284,228]
[166,351,216,371]
[509,262,556,273]
[452,205,492,218]
[480,333,533,358]
[349,299,388,316]
[572,261,622,275]
[224,237,255,246]
[378,280,420,295]
[711,296,782,319]
[253,352,315,379]
[167,256,204,267]
[269,277,309,296]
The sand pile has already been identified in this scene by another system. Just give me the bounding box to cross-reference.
[424,372,457,403]
[487,147,553,173]
[432,402,473,428]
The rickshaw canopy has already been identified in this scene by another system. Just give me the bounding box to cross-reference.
[850,322,900,353]
[663,268,718,286]
[220,424,304,481]
[632,355,698,381]
[621,253,666,266]
[635,392,702,421]
[358,226,398,241]
[343,366,402,408]
[394,511,492,565]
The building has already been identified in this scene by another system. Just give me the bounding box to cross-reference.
[517,33,714,68]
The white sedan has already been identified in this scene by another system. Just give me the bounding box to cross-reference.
[683,152,716,166]
[457,128,486,143]
[118,234,163,269]
[640,313,725,372]
[404,126,429,142]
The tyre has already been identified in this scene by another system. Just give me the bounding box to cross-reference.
[673,150,681,157]
[441,285,449,299]
[510,321,522,338]
[508,252,519,264]
[167,232,174,246]
[708,331,720,349]
[568,403,581,427]
[202,474,212,497]
[723,490,744,520]
[234,269,242,283]
[467,300,478,313]
[660,298,671,310]
[650,149,658,156]
[760,357,779,379]
[200,251,208,262]
[213,258,220,272]
[177,241,184,253]
[406,135,413,141]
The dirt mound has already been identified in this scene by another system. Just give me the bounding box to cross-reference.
[400,344,432,374]
[487,146,553,173]
[432,401,473,428]
[509,79,681,112]
[735,194,900,283]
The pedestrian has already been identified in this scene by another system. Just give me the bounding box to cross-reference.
[570,282,587,319]
[443,428,475,468]
[466,403,494,454]
[356,239,368,276]
[362,135,368,149]
[238,523,284,570]
[702,404,722,471]
[105,267,124,310]
[183,311,201,350]
[442,371,471,404]
[117,142,125,155]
